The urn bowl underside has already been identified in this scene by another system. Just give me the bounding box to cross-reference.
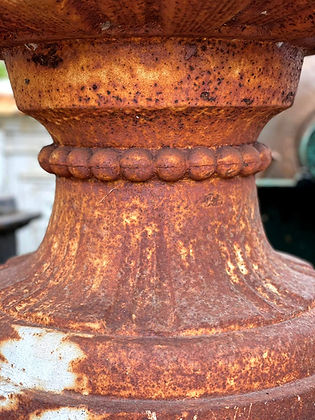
[0,0,315,53]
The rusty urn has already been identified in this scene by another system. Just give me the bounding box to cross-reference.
[0,1,315,419]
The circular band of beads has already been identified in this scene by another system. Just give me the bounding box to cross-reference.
[38,143,272,182]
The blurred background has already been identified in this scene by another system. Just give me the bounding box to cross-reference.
[0,57,314,265]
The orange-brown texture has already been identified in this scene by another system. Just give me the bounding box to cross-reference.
[0,0,315,52]
[3,38,303,149]
[1,2,315,419]
[37,143,271,181]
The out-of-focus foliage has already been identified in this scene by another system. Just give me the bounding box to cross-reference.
[0,61,8,79]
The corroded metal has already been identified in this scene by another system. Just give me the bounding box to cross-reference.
[0,2,315,419]
[38,143,272,181]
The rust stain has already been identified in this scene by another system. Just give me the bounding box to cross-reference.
[0,4,315,419]
[0,325,89,396]
[31,43,63,69]
[38,143,271,182]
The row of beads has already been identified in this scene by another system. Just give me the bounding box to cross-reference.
[38,143,271,182]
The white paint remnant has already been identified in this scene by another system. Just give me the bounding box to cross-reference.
[100,21,111,31]
[247,402,253,419]
[0,381,21,410]
[146,410,157,420]
[25,43,38,51]
[193,415,198,420]
[276,42,284,48]
[0,325,87,398]
[30,407,91,420]
[261,10,267,15]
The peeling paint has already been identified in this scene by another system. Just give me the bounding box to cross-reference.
[0,381,21,410]
[30,407,91,420]
[146,410,157,420]
[0,325,87,399]
[0,18,314,419]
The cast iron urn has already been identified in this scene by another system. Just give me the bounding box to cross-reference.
[0,1,315,419]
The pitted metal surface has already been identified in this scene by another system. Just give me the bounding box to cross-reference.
[37,143,272,181]
[1,2,315,419]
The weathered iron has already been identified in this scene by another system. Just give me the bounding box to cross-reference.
[0,1,315,419]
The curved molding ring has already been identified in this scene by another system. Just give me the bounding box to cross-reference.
[38,143,272,182]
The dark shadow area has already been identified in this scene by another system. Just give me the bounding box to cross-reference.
[258,179,315,266]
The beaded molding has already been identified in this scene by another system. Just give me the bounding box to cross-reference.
[38,143,271,182]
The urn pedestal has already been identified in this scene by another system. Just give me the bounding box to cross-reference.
[0,2,315,419]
